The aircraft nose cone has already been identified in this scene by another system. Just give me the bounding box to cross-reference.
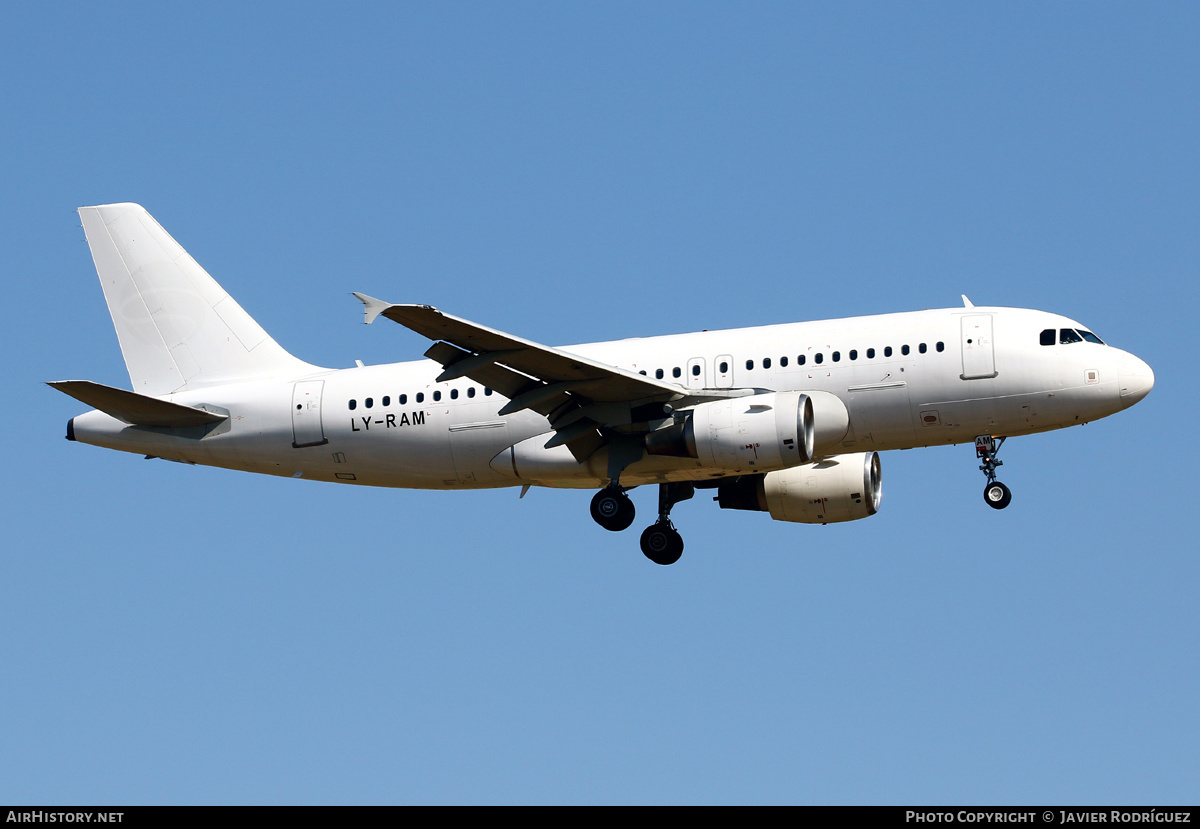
[1117,352,1154,407]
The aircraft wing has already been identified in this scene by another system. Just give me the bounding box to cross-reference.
[353,294,694,459]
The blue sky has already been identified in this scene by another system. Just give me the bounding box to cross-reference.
[2,2,1196,804]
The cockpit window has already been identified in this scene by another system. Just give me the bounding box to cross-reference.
[1078,330,1105,345]
[1059,328,1083,345]
[1040,329,1056,346]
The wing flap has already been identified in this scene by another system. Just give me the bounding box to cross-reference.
[422,342,574,416]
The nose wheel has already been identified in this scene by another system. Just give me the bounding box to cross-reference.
[984,481,1012,509]
[975,435,1013,510]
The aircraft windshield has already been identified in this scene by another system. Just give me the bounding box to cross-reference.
[1041,328,1106,346]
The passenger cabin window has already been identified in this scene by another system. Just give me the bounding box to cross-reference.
[365,398,374,409]
[763,357,772,369]
[832,351,840,362]
[746,359,754,371]
[936,341,944,352]
[655,369,664,379]
[467,387,475,398]
[416,393,424,403]
[382,396,390,406]
[901,345,910,356]
[780,356,788,367]
[815,353,823,364]
[691,365,701,376]
[450,388,458,399]
[433,391,442,401]
[867,348,875,359]
[1040,329,1056,346]
[849,350,858,360]
[798,355,806,366]
[672,367,681,378]
[399,394,407,404]
[1060,328,1083,345]
[349,399,357,410]
[918,343,927,354]
[884,346,893,357]
[719,361,729,373]
[484,388,492,396]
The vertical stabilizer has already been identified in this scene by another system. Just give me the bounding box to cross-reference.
[78,203,317,395]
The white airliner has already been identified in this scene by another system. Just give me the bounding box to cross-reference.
[53,203,1154,564]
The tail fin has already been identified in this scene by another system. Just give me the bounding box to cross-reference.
[78,203,317,395]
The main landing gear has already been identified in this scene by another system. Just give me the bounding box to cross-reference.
[640,482,693,566]
[975,434,1012,510]
[639,522,683,566]
[589,482,694,565]
[590,486,636,532]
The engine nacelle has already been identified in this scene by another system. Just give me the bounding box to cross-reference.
[646,392,815,472]
[716,451,881,524]
[645,390,852,473]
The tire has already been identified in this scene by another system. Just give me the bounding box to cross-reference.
[983,481,1012,510]
[640,522,684,565]
[591,488,636,531]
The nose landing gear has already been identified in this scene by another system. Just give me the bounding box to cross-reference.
[975,435,1012,510]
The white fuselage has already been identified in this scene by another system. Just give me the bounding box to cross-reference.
[69,305,1153,490]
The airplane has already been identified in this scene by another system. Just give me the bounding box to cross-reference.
[52,203,1155,565]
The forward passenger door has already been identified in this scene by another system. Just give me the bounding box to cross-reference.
[960,315,997,380]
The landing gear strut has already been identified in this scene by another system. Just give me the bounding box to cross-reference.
[639,482,693,565]
[975,435,1012,510]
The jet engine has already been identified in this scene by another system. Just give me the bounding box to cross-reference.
[645,391,812,471]
[715,451,881,524]
[644,391,850,473]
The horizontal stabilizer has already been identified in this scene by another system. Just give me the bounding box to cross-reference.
[48,381,228,428]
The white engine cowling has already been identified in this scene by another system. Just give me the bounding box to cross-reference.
[689,391,815,471]
[645,392,814,472]
[644,391,851,473]
[716,451,881,524]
